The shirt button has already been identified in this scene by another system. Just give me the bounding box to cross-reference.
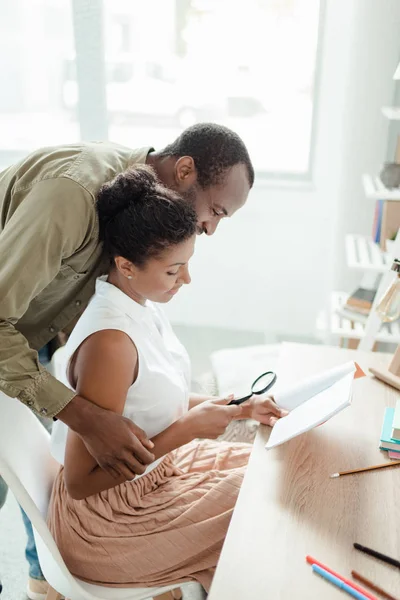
[27,400,34,407]
[75,300,81,307]
[49,326,55,333]
[40,408,48,416]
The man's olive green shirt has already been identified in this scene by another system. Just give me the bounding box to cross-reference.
[0,141,151,417]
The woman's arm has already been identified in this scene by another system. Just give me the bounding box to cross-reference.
[64,334,243,500]
[63,329,139,498]
[189,393,216,409]
[64,330,196,500]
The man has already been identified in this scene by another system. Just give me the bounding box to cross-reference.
[0,123,254,598]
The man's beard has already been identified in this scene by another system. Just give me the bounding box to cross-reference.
[181,184,197,207]
[181,185,205,234]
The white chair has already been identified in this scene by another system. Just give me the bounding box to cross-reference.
[0,391,202,600]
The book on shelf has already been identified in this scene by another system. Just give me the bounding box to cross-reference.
[344,287,376,315]
[380,201,400,251]
[392,399,400,440]
[371,199,400,250]
[372,199,384,244]
[379,407,400,451]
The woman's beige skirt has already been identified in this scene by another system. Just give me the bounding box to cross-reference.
[48,440,251,592]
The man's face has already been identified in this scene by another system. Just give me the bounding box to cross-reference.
[183,163,251,235]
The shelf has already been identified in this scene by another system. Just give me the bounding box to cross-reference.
[362,174,400,200]
[345,234,392,272]
[382,106,400,120]
[316,291,400,345]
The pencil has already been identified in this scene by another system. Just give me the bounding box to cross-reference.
[312,565,370,600]
[353,543,400,570]
[330,461,400,478]
[306,556,378,600]
[351,571,399,600]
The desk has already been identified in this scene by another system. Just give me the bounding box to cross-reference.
[209,343,400,600]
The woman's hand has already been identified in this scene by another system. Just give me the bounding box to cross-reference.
[184,396,242,439]
[244,395,288,427]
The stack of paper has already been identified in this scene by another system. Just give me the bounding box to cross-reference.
[266,362,364,450]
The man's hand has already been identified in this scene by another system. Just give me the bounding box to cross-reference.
[57,395,155,478]
[244,395,288,427]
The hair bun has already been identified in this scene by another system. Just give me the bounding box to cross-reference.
[97,164,158,224]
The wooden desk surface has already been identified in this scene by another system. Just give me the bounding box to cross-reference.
[209,343,400,600]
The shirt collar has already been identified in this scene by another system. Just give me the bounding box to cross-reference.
[95,276,150,321]
[129,146,154,166]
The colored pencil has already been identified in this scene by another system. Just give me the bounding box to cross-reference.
[312,565,370,600]
[330,461,400,478]
[306,556,378,600]
[351,571,399,600]
[354,543,400,569]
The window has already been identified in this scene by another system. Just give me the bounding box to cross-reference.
[0,0,322,177]
[0,0,76,165]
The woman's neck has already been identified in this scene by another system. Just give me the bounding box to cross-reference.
[107,270,146,306]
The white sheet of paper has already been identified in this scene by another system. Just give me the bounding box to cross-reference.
[265,371,354,450]
[273,361,356,411]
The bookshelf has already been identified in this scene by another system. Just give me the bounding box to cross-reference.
[317,234,400,351]
[317,60,400,350]
[316,235,397,346]
[345,234,392,272]
[362,174,400,200]
[316,291,400,346]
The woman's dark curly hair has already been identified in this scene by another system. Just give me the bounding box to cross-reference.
[97,165,197,267]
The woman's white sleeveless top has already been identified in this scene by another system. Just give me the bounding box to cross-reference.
[50,277,190,477]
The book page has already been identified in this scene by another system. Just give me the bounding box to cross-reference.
[272,361,356,411]
[266,372,353,450]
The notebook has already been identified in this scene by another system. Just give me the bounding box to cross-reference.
[391,399,400,440]
[265,361,364,450]
[379,407,400,451]
[389,450,400,460]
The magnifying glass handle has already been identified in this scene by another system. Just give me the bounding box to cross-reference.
[228,394,252,406]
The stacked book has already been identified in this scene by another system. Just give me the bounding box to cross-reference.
[379,400,400,459]
[336,287,376,325]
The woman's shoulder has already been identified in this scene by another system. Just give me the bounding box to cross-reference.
[67,293,132,352]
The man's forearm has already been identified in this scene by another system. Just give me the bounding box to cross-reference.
[0,321,75,417]
[57,394,92,433]
[67,416,194,500]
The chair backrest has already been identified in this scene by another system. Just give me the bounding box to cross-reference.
[0,391,94,599]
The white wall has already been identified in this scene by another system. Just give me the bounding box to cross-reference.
[165,0,400,339]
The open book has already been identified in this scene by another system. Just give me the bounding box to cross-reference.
[265,361,365,450]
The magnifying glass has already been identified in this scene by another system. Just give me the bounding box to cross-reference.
[228,371,277,406]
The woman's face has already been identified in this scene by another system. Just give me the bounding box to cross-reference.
[116,235,196,304]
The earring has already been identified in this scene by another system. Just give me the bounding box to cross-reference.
[127,275,132,280]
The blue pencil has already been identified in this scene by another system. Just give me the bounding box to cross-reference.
[312,565,370,600]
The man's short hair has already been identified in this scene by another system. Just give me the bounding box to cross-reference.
[160,123,254,189]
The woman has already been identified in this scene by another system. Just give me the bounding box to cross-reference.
[48,165,286,592]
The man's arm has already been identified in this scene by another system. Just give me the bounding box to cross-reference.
[0,178,93,416]
[0,177,154,474]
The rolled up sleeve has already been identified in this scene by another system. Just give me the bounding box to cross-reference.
[0,178,93,417]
